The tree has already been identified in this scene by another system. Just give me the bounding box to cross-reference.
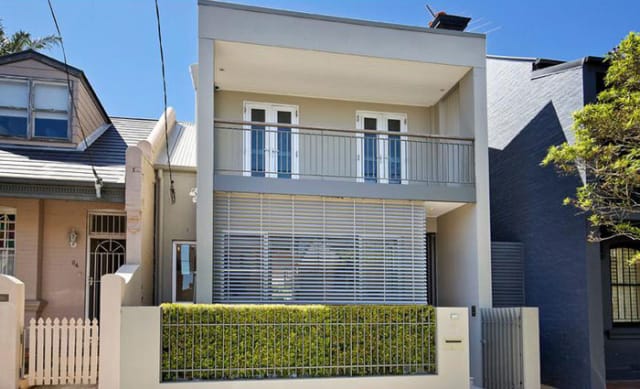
[543,32,640,261]
[0,19,60,56]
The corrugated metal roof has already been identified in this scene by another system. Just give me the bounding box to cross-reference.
[155,122,196,170]
[0,117,157,185]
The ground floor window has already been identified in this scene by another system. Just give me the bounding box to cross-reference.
[0,208,16,276]
[173,241,196,303]
[213,192,427,304]
[610,246,640,324]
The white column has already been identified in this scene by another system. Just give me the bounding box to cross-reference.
[472,65,492,309]
[196,38,215,303]
[471,64,492,385]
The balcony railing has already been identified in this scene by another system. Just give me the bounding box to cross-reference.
[214,120,475,186]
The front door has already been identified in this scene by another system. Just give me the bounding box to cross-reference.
[85,212,126,319]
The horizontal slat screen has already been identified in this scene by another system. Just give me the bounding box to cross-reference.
[491,242,525,307]
[214,192,427,304]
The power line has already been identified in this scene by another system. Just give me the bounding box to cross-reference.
[47,0,104,197]
[154,0,176,205]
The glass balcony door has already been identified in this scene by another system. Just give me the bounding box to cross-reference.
[243,102,299,179]
[356,111,407,184]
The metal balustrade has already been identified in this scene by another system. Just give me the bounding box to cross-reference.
[161,305,436,381]
[214,120,475,186]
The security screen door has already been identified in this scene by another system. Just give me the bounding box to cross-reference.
[243,102,299,179]
[356,111,407,184]
[86,213,126,319]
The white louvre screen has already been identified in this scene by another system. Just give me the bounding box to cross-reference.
[213,192,427,304]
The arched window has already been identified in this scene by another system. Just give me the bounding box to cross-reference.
[610,246,640,324]
[0,206,16,276]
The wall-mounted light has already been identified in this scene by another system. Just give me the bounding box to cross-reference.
[69,229,78,248]
[95,178,103,199]
[189,187,198,204]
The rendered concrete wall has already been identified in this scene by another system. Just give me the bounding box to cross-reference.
[0,275,24,389]
[115,306,470,389]
[437,204,486,386]
[215,90,436,132]
[126,109,176,306]
[40,199,123,318]
[99,264,141,389]
[199,2,486,69]
[0,197,123,320]
[157,171,197,303]
[0,198,42,320]
[195,37,215,304]
[435,65,491,385]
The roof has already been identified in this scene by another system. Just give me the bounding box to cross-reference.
[0,117,157,185]
[487,54,607,79]
[199,0,485,39]
[155,122,196,170]
[0,50,111,124]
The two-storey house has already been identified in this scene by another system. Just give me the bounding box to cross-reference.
[186,1,492,382]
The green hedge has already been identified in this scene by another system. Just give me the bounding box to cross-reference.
[161,304,436,381]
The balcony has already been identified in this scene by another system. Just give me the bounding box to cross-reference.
[213,120,475,202]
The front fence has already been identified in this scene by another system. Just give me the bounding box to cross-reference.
[26,317,99,386]
[161,304,436,382]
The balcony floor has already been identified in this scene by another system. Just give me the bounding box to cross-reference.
[214,174,475,203]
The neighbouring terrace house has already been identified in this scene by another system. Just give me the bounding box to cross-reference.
[183,1,492,383]
[488,54,640,386]
[0,49,178,322]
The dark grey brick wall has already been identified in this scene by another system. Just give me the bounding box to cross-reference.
[487,58,601,388]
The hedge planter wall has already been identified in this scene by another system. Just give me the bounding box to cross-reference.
[161,304,436,381]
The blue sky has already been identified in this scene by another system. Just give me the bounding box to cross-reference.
[1,0,638,121]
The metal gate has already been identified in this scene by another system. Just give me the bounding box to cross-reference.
[481,307,540,389]
[86,212,127,319]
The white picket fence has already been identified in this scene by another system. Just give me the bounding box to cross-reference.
[26,317,99,386]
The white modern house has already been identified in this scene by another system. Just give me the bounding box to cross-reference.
[192,0,492,383]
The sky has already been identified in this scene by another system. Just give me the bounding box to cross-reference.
[1,0,638,122]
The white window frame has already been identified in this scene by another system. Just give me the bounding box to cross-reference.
[243,101,299,179]
[0,206,17,276]
[172,241,197,303]
[0,76,71,141]
[31,80,72,140]
[356,111,407,184]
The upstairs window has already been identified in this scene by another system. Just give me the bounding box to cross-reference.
[0,79,29,138]
[0,77,70,141]
[33,83,69,139]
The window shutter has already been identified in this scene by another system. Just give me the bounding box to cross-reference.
[491,241,525,307]
[213,192,427,304]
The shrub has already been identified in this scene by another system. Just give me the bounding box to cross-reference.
[161,304,436,381]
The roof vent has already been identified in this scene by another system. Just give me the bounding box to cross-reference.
[428,10,471,31]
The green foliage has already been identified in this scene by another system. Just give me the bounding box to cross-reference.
[542,32,640,261]
[0,19,61,56]
[161,304,436,381]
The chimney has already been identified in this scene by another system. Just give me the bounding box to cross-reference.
[429,11,471,32]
